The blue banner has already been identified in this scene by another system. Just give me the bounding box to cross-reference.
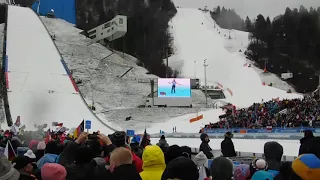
[204,127,317,134]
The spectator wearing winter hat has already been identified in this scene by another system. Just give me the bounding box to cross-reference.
[249,159,268,178]
[180,146,192,159]
[210,157,234,180]
[140,145,166,180]
[41,163,66,180]
[28,140,39,153]
[162,157,199,180]
[199,133,213,159]
[193,151,210,179]
[165,145,182,164]
[251,170,274,180]
[35,142,46,162]
[234,164,250,180]
[0,152,20,180]
[292,153,320,180]
[111,131,126,147]
[264,141,283,177]
[130,135,143,159]
[221,132,236,157]
[156,135,169,153]
[37,141,59,169]
[12,156,37,180]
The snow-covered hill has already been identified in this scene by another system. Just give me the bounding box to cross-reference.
[40,17,211,131]
[168,8,302,108]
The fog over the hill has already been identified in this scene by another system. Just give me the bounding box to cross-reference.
[173,0,320,19]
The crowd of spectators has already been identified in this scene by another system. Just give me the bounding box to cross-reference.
[0,128,319,180]
[204,97,320,130]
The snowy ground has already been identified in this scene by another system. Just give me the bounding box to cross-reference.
[168,8,302,109]
[40,17,213,131]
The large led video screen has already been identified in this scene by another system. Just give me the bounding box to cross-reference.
[157,78,191,98]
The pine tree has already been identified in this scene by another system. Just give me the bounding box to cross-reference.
[245,16,252,32]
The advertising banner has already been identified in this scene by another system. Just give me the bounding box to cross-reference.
[204,127,317,133]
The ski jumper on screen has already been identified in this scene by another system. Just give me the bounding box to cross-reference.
[169,79,181,94]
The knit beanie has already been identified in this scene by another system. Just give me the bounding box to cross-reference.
[210,157,234,180]
[41,163,67,180]
[37,142,46,150]
[292,154,320,180]
[250,159,268,177]
[111,131,126,147]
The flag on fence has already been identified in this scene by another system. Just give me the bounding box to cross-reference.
[73,120,84,138]
[4,141,16,161]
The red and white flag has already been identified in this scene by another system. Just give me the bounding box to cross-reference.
[4,141,16,161]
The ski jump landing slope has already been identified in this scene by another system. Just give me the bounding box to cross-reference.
[170,9,302,108]
[5,5,115,133]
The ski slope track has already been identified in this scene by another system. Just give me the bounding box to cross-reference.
[170,9,302,108]
[5,5,115,133]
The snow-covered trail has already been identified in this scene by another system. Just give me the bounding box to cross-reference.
[169,8,302,108]
[5,5,116,133]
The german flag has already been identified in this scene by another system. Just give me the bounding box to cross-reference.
[73,120,84,138]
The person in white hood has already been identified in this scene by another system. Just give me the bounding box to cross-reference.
[193,151,210,180]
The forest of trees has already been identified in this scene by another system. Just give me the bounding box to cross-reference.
[246,6,320,92]
[209,6,244,31]
[76,0,177,77]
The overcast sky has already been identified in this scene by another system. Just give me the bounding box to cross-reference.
[172,0,320,19]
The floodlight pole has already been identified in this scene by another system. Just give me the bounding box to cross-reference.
[194,60,196,78]
[204,59,208,107]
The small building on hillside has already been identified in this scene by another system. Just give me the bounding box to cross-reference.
[31,0,76,24]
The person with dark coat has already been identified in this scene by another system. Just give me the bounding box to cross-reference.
[161,157,199,180]
[165,145,182,164]
[264,141,283,177]
[12,156,37,180]
[58,132,116,180]
[298,136,320,158]
[199,133,214,159]
[221,132,236,157]
[298,130,315,155]
[156,135,169,153]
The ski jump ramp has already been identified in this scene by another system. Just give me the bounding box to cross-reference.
[4,5,116,134]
